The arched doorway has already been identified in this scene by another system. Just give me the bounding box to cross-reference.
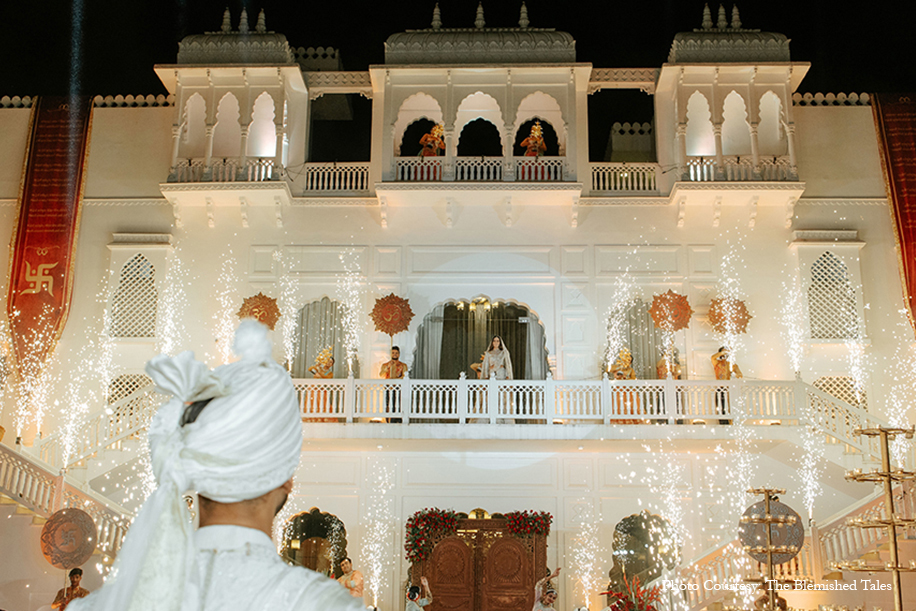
[291,296,360,378]
[280,507,349,578]
[412,297,549,380]
[513,119,560,157]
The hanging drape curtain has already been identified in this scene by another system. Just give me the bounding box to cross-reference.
[411,304,444,379]
[422,301,549,380]
[291,297,359,378]
[619,297,664,379]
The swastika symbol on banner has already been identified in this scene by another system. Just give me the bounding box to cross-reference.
[22,261,59,296]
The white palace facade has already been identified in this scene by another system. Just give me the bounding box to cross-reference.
[0,5,913,611]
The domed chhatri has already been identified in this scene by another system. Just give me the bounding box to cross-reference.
[385,2,575,65]
[177,8,295,65]
[668,4,791,63]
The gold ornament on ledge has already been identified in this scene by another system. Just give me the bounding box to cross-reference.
[237,292,281,330]
[708,297,752,335]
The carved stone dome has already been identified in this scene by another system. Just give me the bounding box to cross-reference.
[385,28,575,65]
[384,3,575,65]
[668,5,791,63]
[177,8,295,65]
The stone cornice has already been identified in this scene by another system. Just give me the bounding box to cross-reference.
[671,181,806,192]
[83,198,170,206]
[291,197,379,207]
[796,198,886,206]
[580,197,668,206]
[588,68,659,94]
[375,182,583,192]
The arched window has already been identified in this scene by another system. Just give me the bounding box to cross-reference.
[513,119,560,156]
[292,297,359,378]
[280,508,348,578]
[814,375,867,411]
[457,119,502,156]
[212,93,241,158]
[758,91,787,156]
[110,254,157,338]
[247,92,277,158]
[808,252,858,340]
[399,118,438,157]
[179,93,206,158]
[721,91,751,155]
[685,91,714,156]
[393,93,444,155]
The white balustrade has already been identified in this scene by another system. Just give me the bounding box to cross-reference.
[686,155,793,183]
[590,162,659,192]
[396,157,443,181]
[170,157,276,183]
[304,162,370,192]
[0,443,131,557]
[515,157,565,181]
[455,157,503,181]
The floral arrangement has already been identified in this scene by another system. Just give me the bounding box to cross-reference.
[602,575,661,611]
[505,510,552,537]
[404,508,459,563]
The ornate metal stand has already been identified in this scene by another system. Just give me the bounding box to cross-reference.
[738,487,801,611]
[832,426,916,611]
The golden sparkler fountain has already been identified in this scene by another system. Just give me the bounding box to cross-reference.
[738,487,800,611]
[832,426,916,611]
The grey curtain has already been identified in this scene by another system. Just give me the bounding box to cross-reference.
[414,301,549,380]
[291,297,360,378]
[613,297,665,379]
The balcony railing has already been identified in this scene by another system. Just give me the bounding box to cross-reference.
[171,157,277,183]
[590,162,659,193]
[686,155,793,182]
[455,157,503,181]
[303,162,370,192]
[394,157,567,182]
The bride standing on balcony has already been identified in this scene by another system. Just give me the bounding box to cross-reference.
[481,336,513,380]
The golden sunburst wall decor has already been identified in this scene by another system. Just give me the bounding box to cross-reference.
[237,292,281,330]
[649,290,693,332]
[370,293,414,337]
[708,297,752,334]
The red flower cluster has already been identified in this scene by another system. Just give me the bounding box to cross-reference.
[604,575,661,611]
[404,508,459,563]
[505,510,552,537]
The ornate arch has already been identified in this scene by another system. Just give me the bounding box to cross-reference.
[515,92,565,153]
[280,507,349,578]
[212,92,241,157]
[721,90,751,155]
[685,90,714,156]
[393,92,444,155]
[247,91,277,158]
[455,91,505,140]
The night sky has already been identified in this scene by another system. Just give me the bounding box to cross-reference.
[2,1,912,161]
[3,0,912,97]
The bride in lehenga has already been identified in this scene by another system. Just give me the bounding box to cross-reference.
[480,335,513,380]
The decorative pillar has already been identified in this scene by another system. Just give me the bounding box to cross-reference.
[676,122,688,180]
[273,121,285,181]
[443,126,455,181]
[238,123,251,181]
[748,122,761,179]
[785,122,799,179]
[503,123,515,181]
[169,124,182,180]
[203,123,215,180]
[712,123,726,180]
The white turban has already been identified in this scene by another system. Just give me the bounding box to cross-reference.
[70,320,302,611]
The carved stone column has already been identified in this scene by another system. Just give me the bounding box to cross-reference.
[712,122,725,180]
[676,122,688,180]
[203,123,215,180]
[237,123,251,181]
[785,122,799,180]
[503,123,515,181]
[169,124,181,181]
[749,122,761,179]
[443,126,455,182]
[273,121,285,181]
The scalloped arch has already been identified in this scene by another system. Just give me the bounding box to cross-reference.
[393,92,444,156]
[515,91,565,153]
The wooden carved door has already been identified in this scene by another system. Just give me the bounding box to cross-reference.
[428,535,475,611]
[415,518,545,611]
[479,534,530,611]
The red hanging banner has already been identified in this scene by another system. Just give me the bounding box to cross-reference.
[7,96,92,386]
[874,93,916,336]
